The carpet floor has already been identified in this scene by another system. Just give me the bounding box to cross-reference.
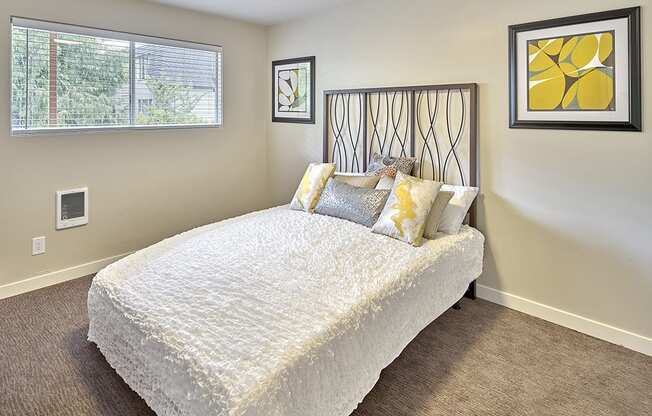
[0,275,650,416]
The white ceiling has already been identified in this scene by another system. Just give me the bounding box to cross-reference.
[148,0,353,25]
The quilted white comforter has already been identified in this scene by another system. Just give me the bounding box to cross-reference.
[88,206,484,416]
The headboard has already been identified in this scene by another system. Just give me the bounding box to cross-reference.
[322,83,478,226]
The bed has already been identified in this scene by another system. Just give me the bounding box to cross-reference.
[88,83,483,416]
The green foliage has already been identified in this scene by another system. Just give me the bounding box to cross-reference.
[11,28,207,129]
[11,28,49,128]
[55,33,129,126]
[135,79,205,125]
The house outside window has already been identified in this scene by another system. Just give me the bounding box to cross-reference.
[137,54,149,80]
[138,98,153,114]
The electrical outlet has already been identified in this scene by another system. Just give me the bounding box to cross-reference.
[32,236,46,256]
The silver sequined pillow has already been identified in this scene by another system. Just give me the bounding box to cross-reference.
[315,179,390,227]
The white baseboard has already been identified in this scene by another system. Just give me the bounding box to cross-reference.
[477,284,651,357]
[0,252,132,300]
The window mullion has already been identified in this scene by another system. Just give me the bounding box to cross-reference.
[216,50,223,126]
[25,29,29,129]
[129,41,135,126]
[49,32,58,127]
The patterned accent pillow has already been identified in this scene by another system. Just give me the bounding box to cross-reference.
[366,153,416,177]
[371,172,442,246]
[371,165,398,177]
[315,179,390,227]
[289,163,336,212]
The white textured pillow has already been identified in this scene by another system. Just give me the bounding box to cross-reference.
[333,172,381,189]
[375,175,395,190]
[437,184,479,234]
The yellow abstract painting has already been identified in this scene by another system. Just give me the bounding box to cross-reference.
[528,31,615,111]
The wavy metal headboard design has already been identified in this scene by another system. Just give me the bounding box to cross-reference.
[322,83,478,224]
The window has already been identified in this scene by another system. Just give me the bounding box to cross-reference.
[10,17,222,134]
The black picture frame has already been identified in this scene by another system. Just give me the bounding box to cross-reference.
[508,7,641,131]
[272,56,315,124]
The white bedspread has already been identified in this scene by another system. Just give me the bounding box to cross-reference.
[88,206,484,416]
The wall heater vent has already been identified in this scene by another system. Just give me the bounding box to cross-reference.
[56,187,88,230]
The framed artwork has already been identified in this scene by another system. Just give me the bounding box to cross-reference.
[509,7,641,131]
[272,56,315,123]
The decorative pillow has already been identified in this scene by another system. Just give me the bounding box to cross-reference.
[372,172,442,246]
[315,179,390,227]
[423,190,455,239]
[437,184,479,234]
[366,153,416,177]
[375,175,395,190]
[289,163,336,212]
[371,165,398,177]
[333,173,381,189]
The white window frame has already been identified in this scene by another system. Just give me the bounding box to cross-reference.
[10,17,223,136]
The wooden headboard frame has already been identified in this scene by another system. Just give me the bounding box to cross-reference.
[322,83,478,299]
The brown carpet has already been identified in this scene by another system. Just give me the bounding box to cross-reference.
[0,276,650,416]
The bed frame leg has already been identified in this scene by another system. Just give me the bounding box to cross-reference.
[454,281,476,310]
[463,280,476,300]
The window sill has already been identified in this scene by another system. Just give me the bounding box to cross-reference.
[11,123,222,136]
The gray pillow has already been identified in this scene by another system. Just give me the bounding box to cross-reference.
[366,152,416,176]
[315,179,390,227]
[423,190,455,239]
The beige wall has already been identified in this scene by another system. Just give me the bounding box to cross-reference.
[0,0,268,285]
[267,0,651,337]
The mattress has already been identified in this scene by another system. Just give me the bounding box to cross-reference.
[88,206,484,416]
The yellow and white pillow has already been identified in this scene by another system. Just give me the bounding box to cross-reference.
[372,172,442,246]
[290,163,336,212]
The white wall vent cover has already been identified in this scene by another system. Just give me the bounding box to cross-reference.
[56,187,88,230]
